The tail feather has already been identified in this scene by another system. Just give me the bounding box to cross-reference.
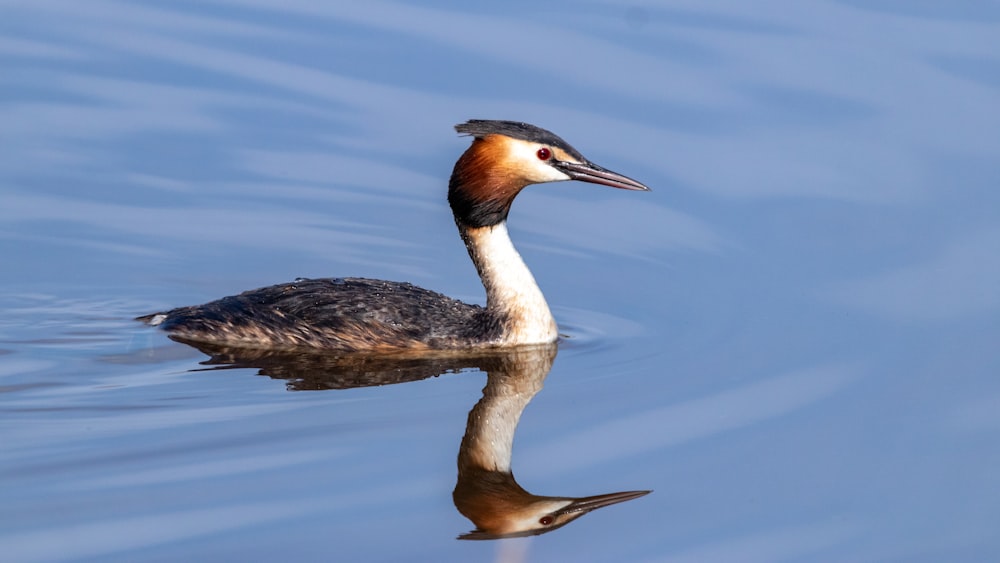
[135,312,168,326]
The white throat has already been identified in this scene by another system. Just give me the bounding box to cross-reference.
[462,223,557,345]
[458,346,555,473]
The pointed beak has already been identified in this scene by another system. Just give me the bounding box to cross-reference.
[553,160,650,191]
[558,490,651,515]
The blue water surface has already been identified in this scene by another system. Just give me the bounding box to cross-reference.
[2,1,999,561]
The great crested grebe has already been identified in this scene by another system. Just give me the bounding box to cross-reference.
[454,344,649,539]
[138,120,649,351]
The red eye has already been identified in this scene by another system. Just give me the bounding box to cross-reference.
[539,516,553,525]
[536,147,551,160]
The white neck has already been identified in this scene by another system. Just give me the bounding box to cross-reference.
[462,374,532,472]
[458,346,555,473]
[461,223,557,346]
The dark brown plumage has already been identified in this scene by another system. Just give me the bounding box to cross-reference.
[138,277,503,351]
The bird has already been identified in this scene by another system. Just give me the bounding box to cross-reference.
[137,120,649,351]
[453,344,649,539]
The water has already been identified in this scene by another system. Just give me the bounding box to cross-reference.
[2,1,999,561]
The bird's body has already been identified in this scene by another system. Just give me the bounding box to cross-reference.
[139,277,490,351]
[139,120,648,351]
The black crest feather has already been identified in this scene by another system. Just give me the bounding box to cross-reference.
[455,120,585,161]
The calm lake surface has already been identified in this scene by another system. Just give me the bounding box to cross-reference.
[3,1,999,561]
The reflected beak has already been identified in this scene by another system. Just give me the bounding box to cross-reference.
[554,160,650,191]
[558,490,651,515]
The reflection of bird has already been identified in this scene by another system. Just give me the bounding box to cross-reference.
[163,339,533,391]
[453,344,649,540]
[138,120,648,351]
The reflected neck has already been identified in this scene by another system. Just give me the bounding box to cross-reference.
[457,349,552,473]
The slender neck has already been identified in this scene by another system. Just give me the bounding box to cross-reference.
[457,346,555,473]
[459,372,533,473]
[453,346,559,537]
[458,222,557,346]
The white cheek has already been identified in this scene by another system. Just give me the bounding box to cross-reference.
[533,162,572,183]
[509,500,574,530]
[508,143,571,183]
